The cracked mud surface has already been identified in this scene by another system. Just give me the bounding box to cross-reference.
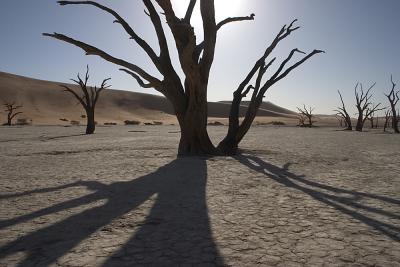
[0,126,399,266]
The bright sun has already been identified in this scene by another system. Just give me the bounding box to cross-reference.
[171,0,244,27]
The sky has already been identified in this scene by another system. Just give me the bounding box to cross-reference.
[1,0,400,115]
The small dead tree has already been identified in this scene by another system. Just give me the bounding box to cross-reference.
[3,102,23,126]
[383,109,392,132]
[384,75,399,133]
[334,90,352,130]
[335,115,344,128]
[296,105,315,128]
[354,82,384,132]
[59,66,111,134]
[298,114,306,127]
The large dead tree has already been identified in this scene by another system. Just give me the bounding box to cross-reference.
[384,76,399,133]
[44,0,322,155]
[59,65,111,134]
[3,102,23,126]
[334,90,352,130]
[354,82,383,132]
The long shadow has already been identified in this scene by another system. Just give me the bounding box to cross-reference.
[0,181,106,200]
[235,154,400,242]
[0,158,223,266]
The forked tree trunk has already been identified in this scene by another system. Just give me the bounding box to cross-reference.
[218,95,262,155]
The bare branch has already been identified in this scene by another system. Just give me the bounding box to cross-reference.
[57,1,160,67]
[43,32,162,87]
[184,0,197,23]
[119,69,155,89]
[59,84,87,108]
[273,49,325,84]
[216,13,255,30]
[195,13,255,62]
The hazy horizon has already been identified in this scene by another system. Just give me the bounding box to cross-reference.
[1,0,400,115]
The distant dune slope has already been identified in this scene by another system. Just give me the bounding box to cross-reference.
[0,71,296,124]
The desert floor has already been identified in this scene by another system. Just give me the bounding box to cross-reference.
[0,125,399,266]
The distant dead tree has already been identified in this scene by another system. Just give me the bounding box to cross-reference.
[366,107,376,129]
[383,109,392,132]
[298,114,306,127]
[3,102,23,126]
[297,105,315,128]
[384,75,399,133]
[334,90,352,130]
[335,115,344,128]
[354,82,383,132]
[59,66,111,134]
[44,1,323,155]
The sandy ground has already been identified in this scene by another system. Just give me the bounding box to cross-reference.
[0,125,399,266]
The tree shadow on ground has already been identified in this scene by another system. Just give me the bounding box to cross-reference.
[0,158,223,266]
[235,153,400,242]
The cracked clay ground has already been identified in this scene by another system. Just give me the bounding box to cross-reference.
[0,125,399,266]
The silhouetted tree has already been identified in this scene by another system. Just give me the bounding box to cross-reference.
[296,105,315,128]
[383,109,391,132]
[354,82,383,132]
[59,66,111,134]
[384,76,399,133]
[3,102,23,126]
[334,90,352,130]
[44,1,322,155]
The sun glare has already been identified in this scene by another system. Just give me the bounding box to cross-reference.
[172,0,244,27]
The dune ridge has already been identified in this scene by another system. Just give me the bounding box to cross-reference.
[0,71,296,125]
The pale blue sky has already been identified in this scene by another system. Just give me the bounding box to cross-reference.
[1,0,399,114]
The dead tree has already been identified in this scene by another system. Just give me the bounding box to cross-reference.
[296,105,315,128]
[384,75,399,133]
[3,102,23,126]
[334,90,352,130]
[354,82,384,132]
[44,1,322,155]
[383,109,391,132]
[335,115,344,128]
[59,66,111,134]
[366,107,375,129]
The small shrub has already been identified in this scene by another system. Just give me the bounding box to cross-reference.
[153,121,163,125]
[16,118,32,125]
[81,114,86,119]
[70,120,80,126]
[59,118,69,122]
[104,122,117,125]
[268,121,286,126]
[124,120,140,125]
[208,121,224,126]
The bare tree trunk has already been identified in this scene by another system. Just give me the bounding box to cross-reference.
[6,114,12,126]
[355,112,365,132]
[177,85,218,155]
[86,109,96,134]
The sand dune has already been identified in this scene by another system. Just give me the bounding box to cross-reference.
[0,71,296,125]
